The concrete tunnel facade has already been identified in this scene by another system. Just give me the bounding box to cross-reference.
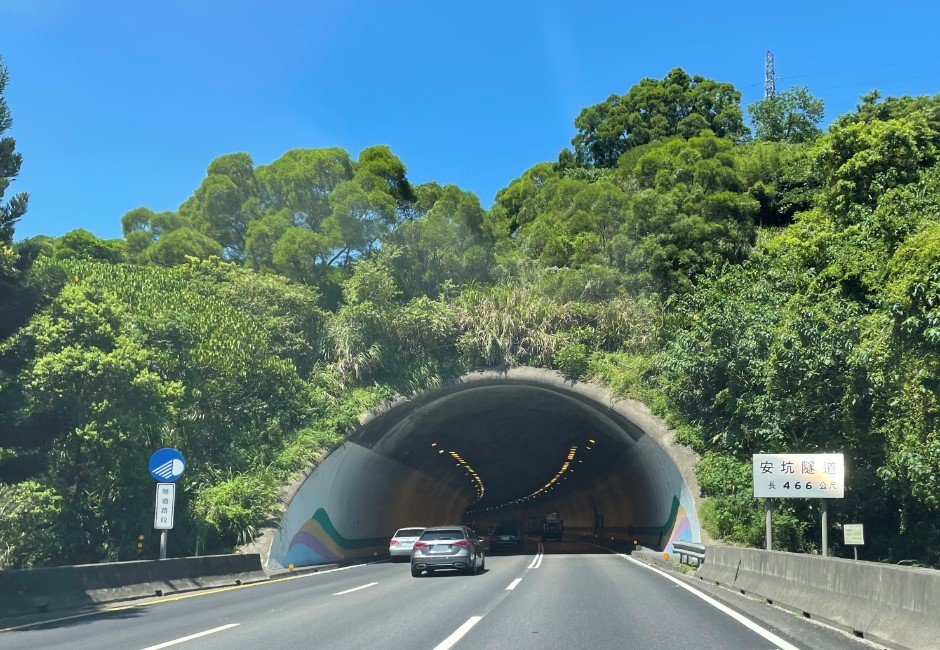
[264,367,706,570]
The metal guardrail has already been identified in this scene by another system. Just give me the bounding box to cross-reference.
[672,541,706,566]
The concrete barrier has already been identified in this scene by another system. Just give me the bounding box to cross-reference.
[696,546,940,650]
[0,554,268,619]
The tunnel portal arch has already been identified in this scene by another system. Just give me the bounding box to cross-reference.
[266,368,705,569]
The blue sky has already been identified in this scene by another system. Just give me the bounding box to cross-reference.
[2,0,939,241]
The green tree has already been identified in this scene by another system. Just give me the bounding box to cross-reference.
[384,184,494,299]
[51,229,125,263]
[613,131,759,295]
[145,227,222,267]
[748,86,825,144]
[0,55,28,247]
[572,68,748,167]
[183,153,260,261]
[814,95,940,219]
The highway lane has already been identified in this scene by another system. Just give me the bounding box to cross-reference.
[1,540,879,650]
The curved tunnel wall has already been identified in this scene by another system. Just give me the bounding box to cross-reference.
[267,368,704,570]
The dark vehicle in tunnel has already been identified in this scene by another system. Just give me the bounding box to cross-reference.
[411,526,485,576]
[489,523,523,553]
[542,512,563,541]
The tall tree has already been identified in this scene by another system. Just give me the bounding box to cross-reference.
[0,55,28,247]
[572,68,748,168]
[748,86,825,144]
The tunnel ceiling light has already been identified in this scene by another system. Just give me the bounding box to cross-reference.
[589,439,596,444]
[443,447,485,503]
[431,442,437,447]
[480,445,578,512]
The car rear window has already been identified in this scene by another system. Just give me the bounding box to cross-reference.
[394,528,424,537]
[494,526,517,535]
[419,529,464,541]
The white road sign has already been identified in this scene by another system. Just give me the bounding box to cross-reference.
[843,523,864,545]
[752,453,845,498]
[154,482,176,529]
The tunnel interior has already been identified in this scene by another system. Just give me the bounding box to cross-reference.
[267,370,701,569]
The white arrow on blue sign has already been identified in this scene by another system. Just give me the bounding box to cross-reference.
[149,447,186,482]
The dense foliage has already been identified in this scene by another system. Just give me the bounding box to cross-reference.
[2,58,940,568]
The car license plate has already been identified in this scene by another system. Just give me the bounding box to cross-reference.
[431,544,450,553]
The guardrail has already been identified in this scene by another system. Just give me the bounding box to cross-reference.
[671,541,705,566]
[0,553,268,620]
[697,546,940,650]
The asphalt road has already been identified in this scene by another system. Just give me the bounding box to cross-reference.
[0,540,882,650]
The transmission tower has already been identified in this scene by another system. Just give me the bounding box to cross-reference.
[764,51,776,99]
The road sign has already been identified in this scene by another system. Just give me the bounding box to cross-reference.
[844,523,864,545]
[752,453,844,498]
[154,483,176,530]
[149,448,186,482]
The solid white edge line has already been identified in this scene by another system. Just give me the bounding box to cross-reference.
[432,616,483,650]
[622,555,801,650]
[506,578,523,590]
[139,623,239,650]
[333,582,379,596]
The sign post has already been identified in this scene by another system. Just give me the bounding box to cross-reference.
[843,523,864,560]
[149,448,186,560]
[753,453,845,557]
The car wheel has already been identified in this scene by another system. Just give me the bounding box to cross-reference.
[411,565,421,577]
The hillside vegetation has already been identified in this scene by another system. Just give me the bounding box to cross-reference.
[2,60,939,567]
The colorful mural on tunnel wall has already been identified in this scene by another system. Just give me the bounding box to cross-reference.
[285,508,387,567]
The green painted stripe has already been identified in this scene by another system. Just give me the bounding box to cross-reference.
[311,508,389,550]
[630,496,681,536]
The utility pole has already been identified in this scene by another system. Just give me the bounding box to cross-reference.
[765,51,776,99]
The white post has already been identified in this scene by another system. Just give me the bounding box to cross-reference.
[765,498,772,551]
[821,500,828,558]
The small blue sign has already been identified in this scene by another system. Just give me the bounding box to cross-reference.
[149,448,186,482]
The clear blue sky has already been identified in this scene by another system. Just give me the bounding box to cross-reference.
[2,0,939,241]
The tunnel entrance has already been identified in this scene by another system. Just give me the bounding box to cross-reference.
[265,368,703,569]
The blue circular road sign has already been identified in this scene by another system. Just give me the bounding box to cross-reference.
[149,447,186,482]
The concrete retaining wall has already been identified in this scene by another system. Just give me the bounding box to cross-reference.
[0,554,267,619]
[696,546,940,650]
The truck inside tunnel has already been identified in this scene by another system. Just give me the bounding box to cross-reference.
[265,368,703,569]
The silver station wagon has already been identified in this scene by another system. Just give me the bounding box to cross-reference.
[389,527,425,562]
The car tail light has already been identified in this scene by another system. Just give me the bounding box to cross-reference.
[413,541,429,549]
[452,540,470,548]
[390,540,399,545]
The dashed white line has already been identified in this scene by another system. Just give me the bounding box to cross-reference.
[332,582,378,596]
[432,616,483,650]
[506,578,523,590]
[622,555,801,650]
[139,623,239,650]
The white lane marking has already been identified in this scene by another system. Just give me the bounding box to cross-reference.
[333,581,378,596]
[432,616,483,650]
[139,623,239,650]
[622,555,800,650]
[506,578,523,590]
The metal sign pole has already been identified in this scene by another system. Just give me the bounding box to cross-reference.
[821,500,828,558]
[160,530,168,560]
[765,497,772,551]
